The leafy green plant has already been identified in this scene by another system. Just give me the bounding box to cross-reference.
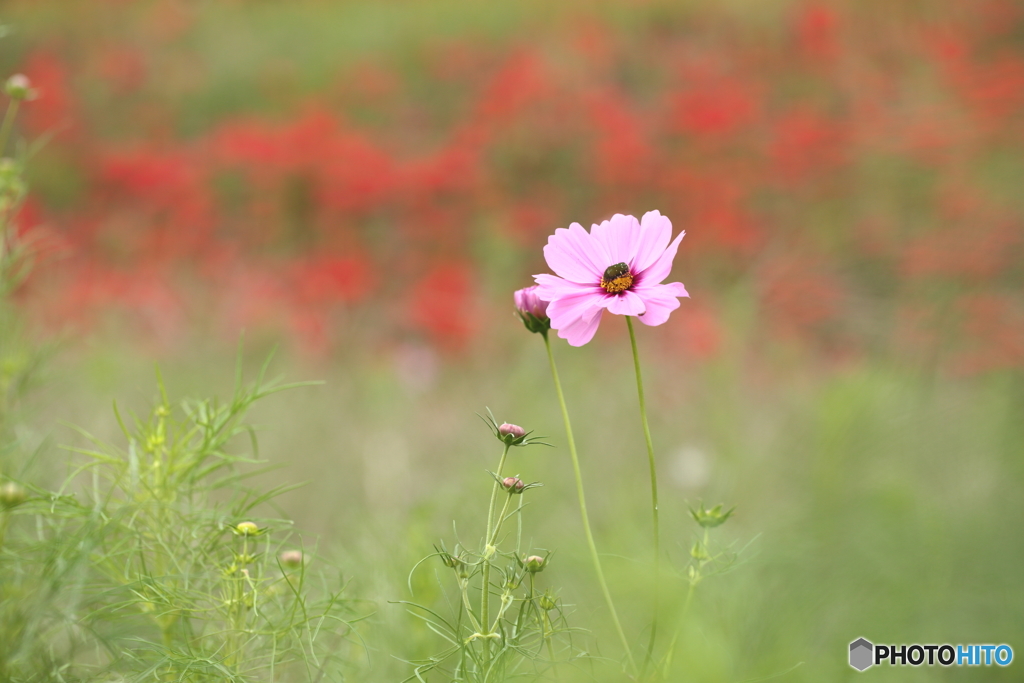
[62,356,364,681]
[399,412,583,682]
[0,58,80,683]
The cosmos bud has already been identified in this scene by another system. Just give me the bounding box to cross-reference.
[689,502,735,529]
[279,550,304,568]
[497,423,529,446]
[483,409,547,448]
[514,286,551,335]
[499,423,525,439]
[4,74,36,101]
[523,555,546,573]
[234,521,260,536]
[0,482,26,509]
[501,476,525,494]
[538,589,558,611]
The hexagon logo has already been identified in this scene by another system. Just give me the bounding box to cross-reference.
[849,638,874,671]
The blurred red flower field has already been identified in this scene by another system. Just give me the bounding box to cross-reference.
[4,0,1023,372]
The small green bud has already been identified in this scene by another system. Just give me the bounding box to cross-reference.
[523,555,546,573]
[0,482,26,508]
[689,502,735,529]
[0,157,17,178]
[4,74,36,101]
[436,546,466,577]
[690,541,709,561]
[279,550,304,568]
[538,589,558,611]
[234,521,260,536]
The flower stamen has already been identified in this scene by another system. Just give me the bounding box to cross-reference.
[600,262,633,294]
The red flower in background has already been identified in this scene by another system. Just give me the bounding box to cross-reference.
[407,263,477,351]
[7,1,1023,373]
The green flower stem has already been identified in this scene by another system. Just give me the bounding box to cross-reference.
[0,100,19,156]
[489,492,514,547]
[460,579,484,633]
[0,511,9,554]
[543,332,637,675]
[661,528,707,677]
[626,316,660,679]
[481,442,511,665]
[532,572,560,680]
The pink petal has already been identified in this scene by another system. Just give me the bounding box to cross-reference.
[547,291,604,330]
[631,210,672,274]
[543,222,604,284]
[636,229,685,286]
[556,308,604,346]
[533,273,596,300]
[544,223,614,284]
[633,282,689,327]
[603,290,646,316]
[591,214,640,267]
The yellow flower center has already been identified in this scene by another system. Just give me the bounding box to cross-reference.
[600,262,633,294]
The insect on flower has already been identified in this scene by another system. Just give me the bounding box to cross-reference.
[534,211,689,346]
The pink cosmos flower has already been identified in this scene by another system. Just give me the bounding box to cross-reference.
[533,211,689,346]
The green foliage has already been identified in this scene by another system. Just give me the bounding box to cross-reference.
[2,356,364,682]
[400,426,582,682]
[0,58,73,683]
[60,358,361,680]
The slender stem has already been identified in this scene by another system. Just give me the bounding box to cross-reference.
[626,316,660,679]
[543,333,637,675]
[661,528,707,677]
[532,572,561,680]
[460,579,484,633]
[481,443,511,666]
[484,444,512,556]
[489,493,514,547]
[0,100,19,156]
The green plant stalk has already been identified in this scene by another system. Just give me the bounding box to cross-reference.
[481,442,511,664]
[626,316,661,679]
[488,493,514,548]
[661,528,707,677]
[543,332,637,675]
[226,533,251,670]
[530,573,560,680]
[460,578,484,633]
[0,100,19,156]
[486,493,518,634]
[0,511,9,553]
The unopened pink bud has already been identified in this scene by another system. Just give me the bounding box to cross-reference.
[514,286,551,334]
[499,423,525,439]
[514,286,549,320]
[502,476,525,493]
[523,555,546,573]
